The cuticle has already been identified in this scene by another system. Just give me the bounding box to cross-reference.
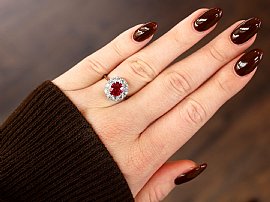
[131,35,153,44]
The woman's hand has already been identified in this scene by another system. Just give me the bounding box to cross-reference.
[53,8,263,201]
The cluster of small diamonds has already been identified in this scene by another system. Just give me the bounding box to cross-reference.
[104,76,128,101]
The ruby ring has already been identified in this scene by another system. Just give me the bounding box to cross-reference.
[104,75,129,101]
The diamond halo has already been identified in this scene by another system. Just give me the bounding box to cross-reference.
[104,76,128,101]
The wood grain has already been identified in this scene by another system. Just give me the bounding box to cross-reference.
[0,0,269,201]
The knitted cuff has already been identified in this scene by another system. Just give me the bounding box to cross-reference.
[0,81,134,202]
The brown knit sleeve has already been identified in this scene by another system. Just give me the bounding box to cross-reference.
[0,81,134,202]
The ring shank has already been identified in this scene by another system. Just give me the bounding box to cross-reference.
[103,74,109,81]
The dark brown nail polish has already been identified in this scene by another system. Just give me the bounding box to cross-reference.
[174,163,207,185]
[234,49,263,76]
[231,18,261,44]
[194,8,223,32]
[133,22,158,42]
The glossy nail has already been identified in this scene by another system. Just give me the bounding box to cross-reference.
[194,8,223,32]
[133,22,158,42]
[231,18,261,44]
[174,163,207,185]
[234,49,263,76]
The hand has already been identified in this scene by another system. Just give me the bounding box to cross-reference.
[53,8,263,201]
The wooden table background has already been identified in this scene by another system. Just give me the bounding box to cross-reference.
[0,0,269,201]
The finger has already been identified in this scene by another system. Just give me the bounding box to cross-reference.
[120,18,260,133]
[53,22,157,90]
[88,8,222,106]
[139,49,263,173]
[135,160,206,202]
[109,8,222,94]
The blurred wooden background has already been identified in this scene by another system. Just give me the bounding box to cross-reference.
[0,0,269,201]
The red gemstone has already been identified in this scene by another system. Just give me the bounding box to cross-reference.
[110,82,123,96]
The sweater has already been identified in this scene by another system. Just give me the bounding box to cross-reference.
[0,81,134,202]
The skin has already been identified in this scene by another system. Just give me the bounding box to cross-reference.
[53,9,258,202]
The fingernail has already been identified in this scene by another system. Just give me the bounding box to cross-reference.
[174,163,207,185]
[133,22,158,42]
[234,49,263,76]
[231,18,261,44]
[194,8,223,32]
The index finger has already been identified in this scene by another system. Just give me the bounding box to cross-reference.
[53,22,157,90]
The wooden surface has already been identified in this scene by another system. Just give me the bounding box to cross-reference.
[0,0,269,201]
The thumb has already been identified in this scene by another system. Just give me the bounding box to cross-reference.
[135,160,207,202]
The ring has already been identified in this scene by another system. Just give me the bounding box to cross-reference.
[104,75,129,101]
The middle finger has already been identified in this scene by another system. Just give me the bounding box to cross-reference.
[87,8,222,107]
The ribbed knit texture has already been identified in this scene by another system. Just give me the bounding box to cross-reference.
[0,81,134,202]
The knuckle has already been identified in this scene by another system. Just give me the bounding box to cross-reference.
[149,186,167,202]
[207,44,227,63]
[111,41,125,58]
[84,57,107,76]
[128,56,157,82]
[172,27,185,45]
[165,71,192,97]
[215,72,232,95]
[169,25,189,48]
[182,98,207,125]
